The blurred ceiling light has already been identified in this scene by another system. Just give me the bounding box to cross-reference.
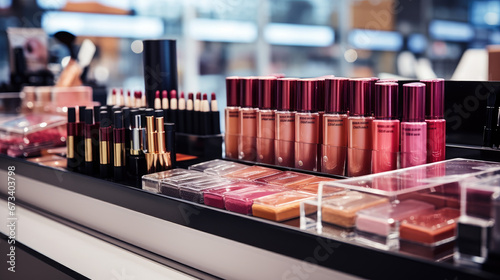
[94,65,110,83]
[131,40,143,54]
[264,23,334,47]
[485,12,500,25]
[344,49,358,63]
[408,34,427,54]
[348,29,402,51]
[0,0,12,9]
[37,0,66,9]
[42,12,164,38]
[429,20,474,42]
[187,18,257,43]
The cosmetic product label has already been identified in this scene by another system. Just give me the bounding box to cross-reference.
[67,135,74,159]
[239,108,257,161]
[295,113,319,171]
[225,107,240,159]
[85,138,92,162]
[322,114,347,175]
[99,141,109,164]
[275,112,295,167]
[401,122,427,168]
[347,117,373,177]
[114,143,125,166]
[372,120,400,173]
[426,119,446,163]
[257,110,276,164]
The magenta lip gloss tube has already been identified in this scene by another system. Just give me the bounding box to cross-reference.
[401,82,427,168]
[421,78,446,163]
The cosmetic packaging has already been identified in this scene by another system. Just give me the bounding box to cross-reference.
[165,123,176,168]
[256,76,277,164]
[84,108,99,175]
[145,109,157,173]
[169,90,178,125]
[421,78,446,163]
[224,186,284,215]
[355,200,434,249]
[483,91,497,147]
[27,155,66,169]
[177,92,186,133]
[142,169,198,193]
[372,82,399,173]
[295,79,320,171]
[122,107,131,154]
[179,178,234,203]
[285,176,336,190]
[77,106,86,173]
[321,191,388,228]
[347,78,374,176]
[200,93,211,135]
[99,110,113,178]
[67,107,78,171]
[127,113,147,181]
[224,165,281,181]
[252,191,316,222]
[401,83,427,168]
[113,111,126,181]
[210,93,221,134]
[291,180,341,195]
[275,78,297,167]
[194,92,201,135]
[316,77,326,171]
[203,182,261,209]
[322,77,348,175]
[155,110,172,172]
[456,173,500,268]
[254,171,314,186]
[185,92,193,134]
[188,159,247,175]
[159,173,210,198]
[225,77,240,159]
[239,77,258,161]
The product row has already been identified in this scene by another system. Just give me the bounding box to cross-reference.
[108,88,221,135]
[224,76,446,177]
[66,105,176,181]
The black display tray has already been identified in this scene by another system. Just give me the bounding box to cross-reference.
[0,154,498,280]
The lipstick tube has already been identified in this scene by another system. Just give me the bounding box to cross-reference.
[401,82,427,168]
[257,76,277,164]
[154,90,161,109]
[210,92,221,134]
[165,123,176,168]
[200,93,211,135]
[239,77,258,161]
[275,78,296,167]
[84,108,100,175]
[177,92,186,133]
[322,77,348,175]
[67,107,78,171]
[186,92,194,134]
[156,110,172,171]
[347,78,374,177]
[225,77,240,159]
[99,110,113,178]
[194,92,201,135]
[169,90,178,126]
[145,109,157,173]
[127,113,147,181]
[113,111,126,181]
[372,82,400,173]
[122,107,131,155]
[77,106,86,173]
[421,78,446,163]
[295,79,320,171]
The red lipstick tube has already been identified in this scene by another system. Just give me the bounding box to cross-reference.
[257,76,277,164]
[401,83,427,168]
[113,111,126,181]
[99,110,113,178]
[421,78,446,163]
[372,82,400,173]
[275,78,297,167]
[84,108,100,176]
[67,107,78,171]
[295,79,320,171]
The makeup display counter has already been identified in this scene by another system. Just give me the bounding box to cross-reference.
[1,154,499,280]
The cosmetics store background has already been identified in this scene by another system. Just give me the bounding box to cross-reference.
[0,0,499,128]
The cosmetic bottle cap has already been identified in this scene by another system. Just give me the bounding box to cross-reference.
[258,76,277,110]
[122,107,130,129]
[240,77,258,108]
[277,78,297,111]
[378,79,398,83]
[349,78,372,116]
[316,78,325,112]
[145,108,154,117]
[114,111,123,129]
[85,108,93,125]
[154,109,163,118]
[78,106,86,122]
[325,77,348,114]
[402,82,426,122]
[112,105,121,113]
[68,107,76,123]
[297,78,319,112]
[421,78,444,119]
[93,106,100,123]
[165,123,176,132]
[100,110,111,127]
[133,114,142,129]
[226,76,239,107]
[139,108,146,127]
[374,82,399,119]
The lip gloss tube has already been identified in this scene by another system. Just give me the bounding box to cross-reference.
[113,111,126,181]
[275,78,297,167]
[295,78,320,171]
[156,110,171,171]
[67,107,77,171]
[421,78,446,163]
[99,110,113,178]
[239,77,258,161]
[257,76,277,164]
[225,77,240,159]
[145,109,157,173]
[316,78,326,171]
[322,77,348,175]
[127,113,147,181]
[372,82,399,173]
[84,108,100,175]
[347,78,374,177]
[401,82,427,168]
[77,106,86,173]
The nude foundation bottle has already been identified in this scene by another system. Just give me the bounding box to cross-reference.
[225,76,240,159]
[421,78,446,163]
[275,78,297,167]
[239,77,258,161]
[257,76,278,164]
[295,79,320,171]
[321,77,348,175]
[372,82,400,173]
[401,82,427,168]
[347,78,374,177]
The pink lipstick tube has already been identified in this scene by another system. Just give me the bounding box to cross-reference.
[225,77,240,159]
[322,77,348,176]
[295,79,320,171]
[347,78,374,177]
[275,78,297,167]
[372,82,400,173]
[401,83,427,168]
[257,76,277,164]
[421,78,446,163]
[238,77,258,161]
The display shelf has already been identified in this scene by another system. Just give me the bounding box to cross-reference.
[0,154,498,280]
